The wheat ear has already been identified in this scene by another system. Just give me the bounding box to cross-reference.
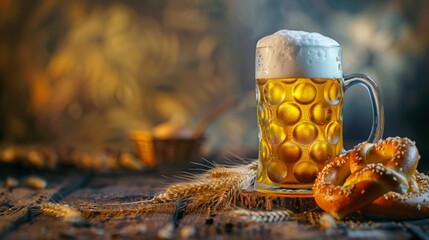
[229,208,292,223]
[37,203,83,223]
[152,160,257,213]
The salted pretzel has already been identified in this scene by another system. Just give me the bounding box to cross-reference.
[313,137,421,219]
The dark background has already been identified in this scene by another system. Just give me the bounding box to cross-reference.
[1,0,428,170]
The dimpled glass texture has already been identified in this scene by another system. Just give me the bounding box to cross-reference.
[256,77,343,188]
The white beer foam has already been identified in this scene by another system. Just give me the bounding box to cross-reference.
[256,30,343,79]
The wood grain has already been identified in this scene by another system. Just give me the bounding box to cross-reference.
[1,171,429,239]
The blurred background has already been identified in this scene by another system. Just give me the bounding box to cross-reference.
[1,0,429,171]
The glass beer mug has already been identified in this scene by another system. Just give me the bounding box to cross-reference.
[254,30,384,195]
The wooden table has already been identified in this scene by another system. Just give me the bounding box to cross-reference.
[1,168,429,240]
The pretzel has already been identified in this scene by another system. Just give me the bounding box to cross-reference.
[313,137,420,219]
[360,171,429,219]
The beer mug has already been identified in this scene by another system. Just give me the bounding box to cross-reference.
[254,30,384,195]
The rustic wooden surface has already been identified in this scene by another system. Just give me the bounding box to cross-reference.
[1,167,429,240]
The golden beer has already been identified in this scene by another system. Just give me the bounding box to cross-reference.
[254,30,383,194]
[256,77,343,190]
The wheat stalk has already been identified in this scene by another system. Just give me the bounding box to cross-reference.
[75,160,258,218]
[80,202,178,219]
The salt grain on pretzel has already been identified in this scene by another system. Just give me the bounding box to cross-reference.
[313,137,420,219]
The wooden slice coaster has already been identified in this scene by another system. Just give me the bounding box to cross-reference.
[238,189,320,213]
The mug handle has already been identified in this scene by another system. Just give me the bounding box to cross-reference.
[344,74,384,143]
